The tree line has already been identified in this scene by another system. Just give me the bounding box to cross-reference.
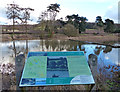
[5,3,119,38]
[95,16,116,33]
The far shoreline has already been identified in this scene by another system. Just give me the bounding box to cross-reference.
[1,33,119,47]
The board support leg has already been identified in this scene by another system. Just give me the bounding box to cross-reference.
[15,54,25,91]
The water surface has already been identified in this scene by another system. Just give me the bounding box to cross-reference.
[1,39,120,89]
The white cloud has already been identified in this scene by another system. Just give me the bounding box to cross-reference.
[1,0,81,24]
[64,0,116,3]
[90,0,115,3]
[0,17,11,25]
[57,6,78,20]
[104,2,118,23]
[0,0,120,24]
[0,0,58,24]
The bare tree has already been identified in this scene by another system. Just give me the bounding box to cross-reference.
[21,7,34,33]
[6,3,23,57]
[38,10,48,22]
[20,7,34,54]
[47,3,60,35]
[6,3,22,37]
[6,3,34,55]
[37,3,60,37]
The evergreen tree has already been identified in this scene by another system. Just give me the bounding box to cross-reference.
[104,19,115,33]
[95,16,104,31]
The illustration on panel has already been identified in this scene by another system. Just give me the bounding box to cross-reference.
[47,56,69,78]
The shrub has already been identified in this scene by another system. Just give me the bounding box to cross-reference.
[113,29,120,33]
[62,24,79,37]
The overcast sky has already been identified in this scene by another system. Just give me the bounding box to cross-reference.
[0,0,119,24]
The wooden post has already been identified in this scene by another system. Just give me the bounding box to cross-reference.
[15,54,25,91]
[88,54,98,90]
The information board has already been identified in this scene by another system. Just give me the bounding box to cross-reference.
[19,51,95,86]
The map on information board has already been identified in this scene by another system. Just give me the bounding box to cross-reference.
[19,51,95,86]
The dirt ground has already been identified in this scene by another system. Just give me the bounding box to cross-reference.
[69,34,118,42]
[1,33,119,44]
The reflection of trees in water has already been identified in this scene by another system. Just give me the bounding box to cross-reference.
[7,35,17,58]
[25,40,28,54]
[8,42,26,57]
[50,40,59,51]
[65,41,78,51]
[67,41,75,51]
[78,43,82,51]
[44,40,59,51]
[59,40,68,51]
[94,46,103,55]
[40,39,44,51]
[8,37,28,58]
[44,40,81,51]
[103,46,112,53]
[45,40,50,50]
[73,42,78,51]
[44,40,77,51]
[13,39,17,58]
